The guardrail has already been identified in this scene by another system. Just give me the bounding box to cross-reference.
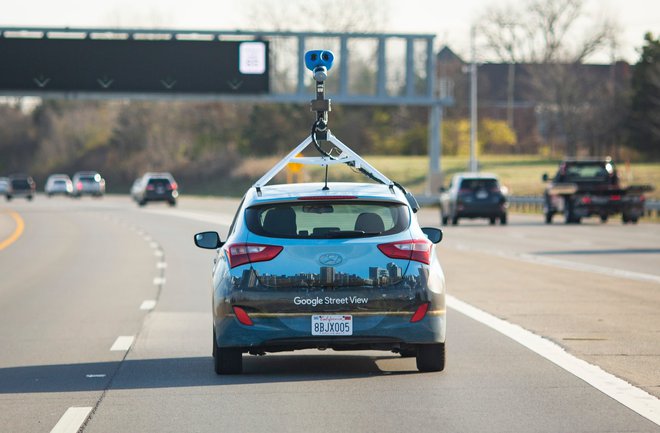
[416,195,660,218]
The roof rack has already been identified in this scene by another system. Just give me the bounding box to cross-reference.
[252,50,419,212]
[253,130,394,190]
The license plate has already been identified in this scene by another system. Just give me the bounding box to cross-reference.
[476,190,488,199]
[311,315,353,336]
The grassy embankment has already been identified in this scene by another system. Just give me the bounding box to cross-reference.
[213,155,660,200]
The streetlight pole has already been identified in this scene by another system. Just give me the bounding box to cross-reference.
[469,25,478,172]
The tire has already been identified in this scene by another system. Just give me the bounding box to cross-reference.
[600,215,608,223]
[500,214,507,225]
[27,195,33,201]
[564,199,576,224]
[631,217,639,224]
[544,211,553,224]
[168,200,176,207]
[441,214,448,226]
[489,217,496,225]
[213,331,242,375]
[451,216,459,226]
[6,195,12,201]
[138,200,147,207]
[416,343,445,372]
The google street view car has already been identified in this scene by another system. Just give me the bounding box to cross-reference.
[194,50,446,374]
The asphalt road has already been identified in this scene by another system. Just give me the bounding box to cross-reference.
[1,195,659,433]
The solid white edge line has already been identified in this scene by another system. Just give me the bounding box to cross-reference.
[50,406,92,433]
[446,295,660,426]
[140,299,157,310]
[110,335,135,352]
[153,277,166,285]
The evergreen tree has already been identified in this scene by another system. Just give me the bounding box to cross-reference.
[627,33,660,158]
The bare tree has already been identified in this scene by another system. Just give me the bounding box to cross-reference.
[479,0,615,63]
[476,0,620,157]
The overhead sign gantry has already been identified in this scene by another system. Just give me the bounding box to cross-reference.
[0,27,452,194]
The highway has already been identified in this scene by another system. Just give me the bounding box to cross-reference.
[1,195,659,433]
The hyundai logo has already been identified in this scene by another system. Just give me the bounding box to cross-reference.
[318,253,343,266]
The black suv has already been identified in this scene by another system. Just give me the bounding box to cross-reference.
[6,175,36,201]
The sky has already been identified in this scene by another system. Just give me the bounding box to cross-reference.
[1,0,659,63]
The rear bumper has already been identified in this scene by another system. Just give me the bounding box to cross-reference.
[456,202,506,218]
[143,190,177,201]
[214,312,446,352]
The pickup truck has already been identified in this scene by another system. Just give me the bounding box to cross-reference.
[542,158,651,224]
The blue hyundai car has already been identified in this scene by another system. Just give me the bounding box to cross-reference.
[194,182,446,374]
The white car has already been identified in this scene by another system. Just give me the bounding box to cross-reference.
[45,174,73,197]
[71,171,105,197]
[0,177,9,195]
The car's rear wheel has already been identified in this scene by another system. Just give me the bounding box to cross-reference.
[544,211,553,224]
[416,343,445,372]
[600,215,608,223]
[489,217,496,225]
[451,216,459,225]
[213,331,242,375]
[500,214,507,225]
[169,200,176,207]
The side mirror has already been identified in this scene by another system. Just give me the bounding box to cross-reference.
[542,173,549,182]
[422,227,443,244]
[194,231,222,249]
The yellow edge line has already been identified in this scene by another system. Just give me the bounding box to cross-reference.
[230,309,446,319]
[0,211,25,251]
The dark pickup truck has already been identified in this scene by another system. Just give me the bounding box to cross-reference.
[542,158,652,224]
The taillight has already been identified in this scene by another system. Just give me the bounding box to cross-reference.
[377,239,432,265]
[227,243,283,268]
[233,306,254,326]
[168,182,178,190]
[76,182,83,191]
[611,195,621,201]
[581,196,592,204]
[146,185,155,191]
[410,302,430,323]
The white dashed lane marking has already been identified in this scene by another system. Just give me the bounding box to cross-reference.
[110,336,135,352]
[50,407,92,433]
[140,300,157,310]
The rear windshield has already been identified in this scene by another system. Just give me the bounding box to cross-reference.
[558,162,614,182]
[79,176,99,182]
[246,201,409,239]
[147,178,172,186]
[459,178,498,190]
[11,179,31,188]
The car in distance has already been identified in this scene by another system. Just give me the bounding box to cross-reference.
[6,174,36,201]
[440,172,508,225]
[0,177,9,196]
[133,172,178,206]
[194,182,446,374]
[130,177,143,202]
[542,158,650,224]
[71,171,105,197]
[45,174,73,197]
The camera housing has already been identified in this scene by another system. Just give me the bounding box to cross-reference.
[304,50,335,82]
